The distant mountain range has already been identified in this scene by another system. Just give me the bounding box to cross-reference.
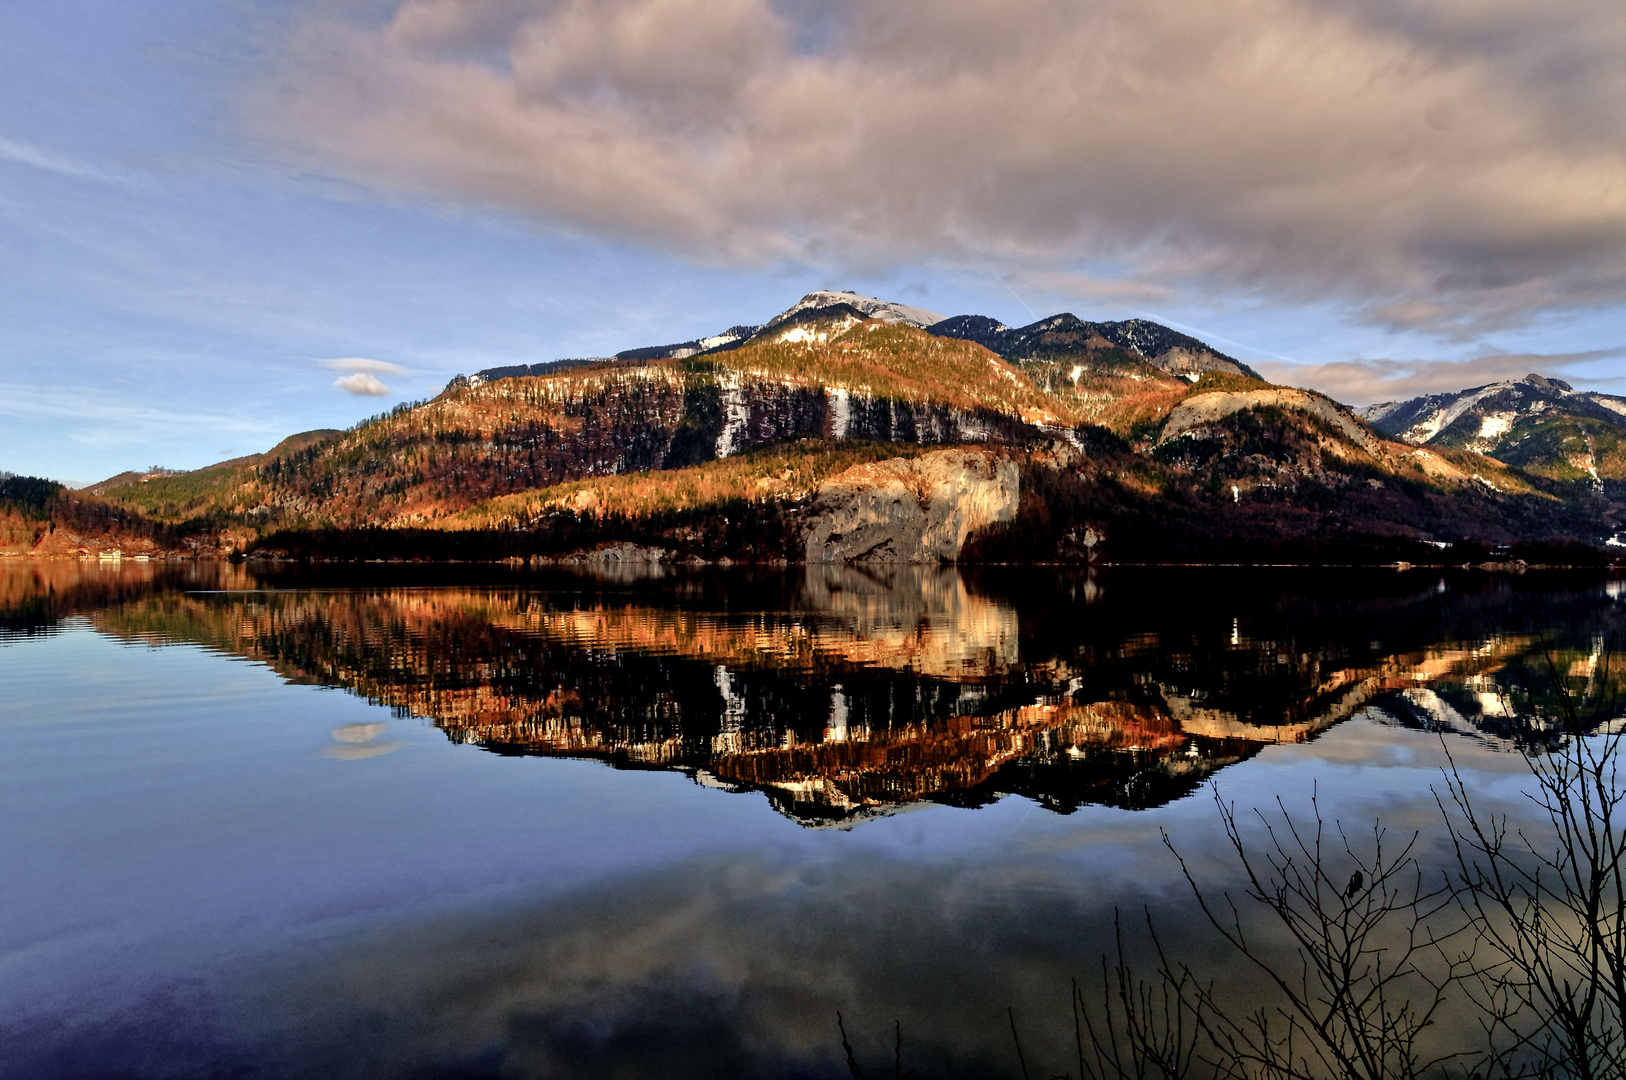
[1360,374,1626,485]
[5,290,1623,564]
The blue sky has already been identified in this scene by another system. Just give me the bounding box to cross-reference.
[2,1,1623,484]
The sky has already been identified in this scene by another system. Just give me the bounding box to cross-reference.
[2,0,1623,485]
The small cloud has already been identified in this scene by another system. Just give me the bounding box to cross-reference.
[334,372,392,395]
[323,721,404,759]
[332,723,389,744]
[322,740,406,760]
[321,357,409,375]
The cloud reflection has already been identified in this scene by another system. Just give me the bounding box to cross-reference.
[323,722,406,759]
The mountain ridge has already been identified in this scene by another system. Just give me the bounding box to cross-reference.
[13,291,1621,565]
[928,312,1261,381]
[457,295,1259,390]
[1360,374,1626,485]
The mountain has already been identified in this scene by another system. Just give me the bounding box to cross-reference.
[1360,375,1626,485]
[12,429,343,557]
[459,295,1246,392]
[456,296,1256,441]
[465,291,942,378]
[928,312,1260,380]
[212,316,1076,539]
[82,467,187,497]
[86,430,341,498]
[1,475,167,558]
[12,291,1621,565]
[613,326,759,362]
[764,289,945,329]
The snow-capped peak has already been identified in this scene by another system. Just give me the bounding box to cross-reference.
[1359,372,1626,455]
[766,291,946,330]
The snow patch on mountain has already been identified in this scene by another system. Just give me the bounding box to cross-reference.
[1361,374,1626,451]
[1410,384,1503,443]
[1591,395,1626,419]
[714,373,751,458]
[698,328,757,350]
[767,290,945,329]
[764,311,866,345]
[830,387,852,439]
[1357,400,1408,426]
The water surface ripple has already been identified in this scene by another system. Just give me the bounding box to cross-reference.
[1,561,1620,1078]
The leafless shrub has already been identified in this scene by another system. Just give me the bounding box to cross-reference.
[1075,913,1205,1080]
[1438,641,1625,1080]
[1154,787,1477,1080]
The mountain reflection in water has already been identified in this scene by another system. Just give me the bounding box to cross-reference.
[10,559,1617,825]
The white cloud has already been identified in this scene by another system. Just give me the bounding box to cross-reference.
[334,372,393,395]
[257,0,1626,335]
[321,356,410,375]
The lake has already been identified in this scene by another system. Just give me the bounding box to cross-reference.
[2,560,1622,1079]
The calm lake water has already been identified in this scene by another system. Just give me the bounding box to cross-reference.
[2,560,1622,1079]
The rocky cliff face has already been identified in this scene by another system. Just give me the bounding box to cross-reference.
[802,448,1019,563]
[711,373,1039,458]
[219,364,1047,530]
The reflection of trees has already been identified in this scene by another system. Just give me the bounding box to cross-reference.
[74,565,1623,825]
[705,700,1255,820]
[0,560,250,638]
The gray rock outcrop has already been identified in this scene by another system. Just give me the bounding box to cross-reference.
[803,449,1020,564]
